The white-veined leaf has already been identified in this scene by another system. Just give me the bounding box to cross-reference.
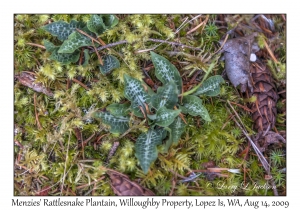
[169,116,186,145]
[99,55,120,75]
[43,40,56,52]
[150,51,183,94]
[182,95,211,121]
[193,75,225,96]
[102,14,119,29]
[135,128,164,173]
[87,15,106,36]
[155,106,181,127]
[50,48,80,65]
[106,103,130,117]
[42,20,85,41]
[150,81,178,109]
[124,74,150,117]
[44,40,80,64]
[94,111,129,134]
[58,30,93,53]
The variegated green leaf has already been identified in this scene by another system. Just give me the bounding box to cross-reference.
[169,116,186,144]
[49,48,80,65]
[87,15,106,36]
[102,14,119,29]
[135,128,164,173]
[106,103,130,117]
[43,40,56,52]
[150,81,178,109]
[150,51,183,94]
[58,31,93,53]
[124,74,150,117]
[182,95,211,121]
[193,75,225,96]
[82,49,90,67]
[93,111,129,134]
[155,106,181,127]
[42,20,85,41]
[99,55,120,75]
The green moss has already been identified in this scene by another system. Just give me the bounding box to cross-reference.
[14,14,286,196]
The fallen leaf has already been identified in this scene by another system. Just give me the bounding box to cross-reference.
[15,72,53,97]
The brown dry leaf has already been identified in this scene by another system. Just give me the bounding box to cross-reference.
[254,131,286,153]
[15,72,53,97]
[108,171,155,196]
[222,33,259,92]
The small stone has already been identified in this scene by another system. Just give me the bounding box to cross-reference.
[250,53,257,62]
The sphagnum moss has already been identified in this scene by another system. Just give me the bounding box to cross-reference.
[14,14,286,196]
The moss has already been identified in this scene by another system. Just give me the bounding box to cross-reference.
[14,14,286,196]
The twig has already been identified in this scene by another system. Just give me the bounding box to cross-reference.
[92,38,203,53]
[76,29,101,45]
[33,93,42,130]
[98,37,110,50]
[61,131,71,195]
[92,40,103,65]
[227,100,253,113]
[72,78,90,90]
[226,101,278,195]
[91,40,128,52]
[76,176,105,189]
[26,42,46,49]
[263,38,278,63]
[78,133,96,149]
[226,103,270,173]
[174,106,187,124]
[106,141,120,164]
[148,38,203,51]
[14,139,24,149]
[169,175,177,196]
[186,16,206,35]
[213,33,229,55]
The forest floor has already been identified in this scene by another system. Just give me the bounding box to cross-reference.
[14,14,286,196]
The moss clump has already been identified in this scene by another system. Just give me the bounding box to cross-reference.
[14,14,286,196]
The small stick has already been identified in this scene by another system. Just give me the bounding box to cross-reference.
[213,33,229,55]
[61,131,71,195]
[26,42,46,49]
[96,133,109,144]
[98,37,110,50]
[76,29,101,45]
[186,16,206,35]
[226,102,273,183]
[72,78,90,90]
[148,38,203,51]
[78,133,96,148]
[76,176,105,189]
[92,40,103,65]
[174,106,187,124]
[228,100,253,113]
[91,40,128,52]
[169,176,176,196]
[263,39,278,63]
[33,93,42,130]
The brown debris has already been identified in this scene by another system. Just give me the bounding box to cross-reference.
[253,131,286,153]
[108,171,155,196]
[249,61,278,133]
[222,33,260,92]
[15,72,53,97]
